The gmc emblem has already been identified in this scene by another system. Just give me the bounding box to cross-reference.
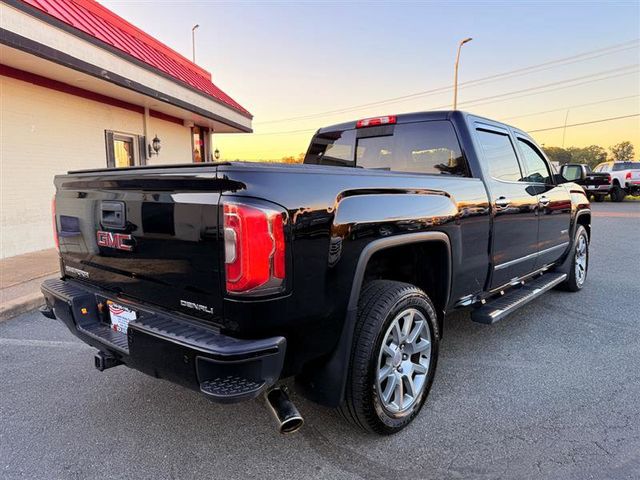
[96,230,134,251]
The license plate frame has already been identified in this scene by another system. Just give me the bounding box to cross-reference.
[107,300,136,335]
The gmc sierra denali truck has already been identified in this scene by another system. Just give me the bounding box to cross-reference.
[41,111,591,435]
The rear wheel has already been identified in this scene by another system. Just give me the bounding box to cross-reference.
[339,280,439,434]
[592,194,605,203]
[610,185,626,202]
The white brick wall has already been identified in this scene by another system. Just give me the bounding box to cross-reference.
[0,76,192,258]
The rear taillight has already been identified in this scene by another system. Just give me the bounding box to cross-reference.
[356,115,397,128]
[223,201,286,295]
[626,172,632,180]
[52,196,59,251]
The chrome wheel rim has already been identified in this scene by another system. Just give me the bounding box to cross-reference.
[376,308,431,414]
[575,234,588,287]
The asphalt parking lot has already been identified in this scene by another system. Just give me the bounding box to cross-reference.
[1,202,639,480]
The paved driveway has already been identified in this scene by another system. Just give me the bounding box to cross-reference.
[1,202,639,479]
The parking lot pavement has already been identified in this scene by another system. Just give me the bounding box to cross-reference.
[1,202,639,480]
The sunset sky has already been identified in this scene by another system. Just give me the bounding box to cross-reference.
[102,0,640,161]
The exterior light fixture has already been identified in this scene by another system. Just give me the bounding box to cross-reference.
[214,148,220,161]
[148,135,161,156]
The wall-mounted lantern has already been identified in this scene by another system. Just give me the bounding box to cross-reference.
[148,135,161,157]
[214,148,220,161]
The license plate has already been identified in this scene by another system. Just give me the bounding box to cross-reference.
[107,301,136,334]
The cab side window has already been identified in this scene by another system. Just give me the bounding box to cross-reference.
[517,139,553,184]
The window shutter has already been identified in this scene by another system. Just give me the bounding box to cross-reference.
[105,131,115,168]
[138,136,147,165]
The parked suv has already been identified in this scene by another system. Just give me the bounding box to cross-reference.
[42,111,591,435]
[593,161,640,201]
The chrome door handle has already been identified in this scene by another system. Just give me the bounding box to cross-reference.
[495,197,510,208]
[538,196,550,207]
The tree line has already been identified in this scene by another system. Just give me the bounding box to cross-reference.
[543,141,635,168]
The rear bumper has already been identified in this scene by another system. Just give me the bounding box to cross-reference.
[584,184,610,192]
[41,278,286,403]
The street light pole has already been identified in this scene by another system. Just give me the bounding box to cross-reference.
[191,24,200,63]
[453,37,473,110]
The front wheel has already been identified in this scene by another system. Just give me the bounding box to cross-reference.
[559,225,589,292]
[339,280,439,434]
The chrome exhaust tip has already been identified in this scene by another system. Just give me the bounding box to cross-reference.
[265,386,304,434]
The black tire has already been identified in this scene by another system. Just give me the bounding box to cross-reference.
[338,280,439,434]
[593,194,605,203]
[558,225,589,292]
[610,185,626,202]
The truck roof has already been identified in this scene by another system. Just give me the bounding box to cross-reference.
[315,110,518,135]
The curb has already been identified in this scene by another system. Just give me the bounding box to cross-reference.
[0,292,45,323]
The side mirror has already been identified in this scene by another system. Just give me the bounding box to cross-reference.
[559,164,585,182]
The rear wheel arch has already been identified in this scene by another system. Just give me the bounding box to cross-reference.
[349,234,452,323]
[295,232,451,408]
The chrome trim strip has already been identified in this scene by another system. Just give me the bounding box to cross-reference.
[495,242,569,271]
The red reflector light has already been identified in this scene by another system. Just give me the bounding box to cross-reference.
[356,115,397,128]
[223,202,286,295]
[52,196,59,251]
[626,172,632,180]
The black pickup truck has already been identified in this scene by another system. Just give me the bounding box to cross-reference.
[42,111,591,435]
[559,163,611,202]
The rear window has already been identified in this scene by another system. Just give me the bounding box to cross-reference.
[305,129,355,167]
[612,162,640,171]
[305,121,468,176]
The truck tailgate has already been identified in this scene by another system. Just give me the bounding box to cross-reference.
[585,173,610,186]
[54,167,224,323]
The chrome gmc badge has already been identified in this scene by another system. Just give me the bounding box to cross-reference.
[96,230,134,251]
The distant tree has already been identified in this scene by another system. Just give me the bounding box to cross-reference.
[278,153,305,164]
[543,146,572,165]
[567,145,608,169]
[609,141,635,161]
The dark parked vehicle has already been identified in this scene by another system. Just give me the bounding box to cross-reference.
[560,163,611,202]
[42,111,591,435]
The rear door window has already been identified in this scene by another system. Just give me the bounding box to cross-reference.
[355,121,468,176]
[476,129,522,182]
[613,162,640,171]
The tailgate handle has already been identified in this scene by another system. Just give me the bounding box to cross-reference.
[101,201,126,229]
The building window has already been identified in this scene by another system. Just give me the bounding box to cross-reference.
[105,131,145,168]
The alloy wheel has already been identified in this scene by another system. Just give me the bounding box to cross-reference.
[376,308,431,415]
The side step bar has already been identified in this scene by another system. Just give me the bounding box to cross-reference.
[472,272,567,324]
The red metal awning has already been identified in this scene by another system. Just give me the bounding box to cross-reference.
[21,0,252,118]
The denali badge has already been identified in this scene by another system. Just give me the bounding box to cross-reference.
[180,300,214,314]
[65,266,89,278]
[96,230,134,251]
